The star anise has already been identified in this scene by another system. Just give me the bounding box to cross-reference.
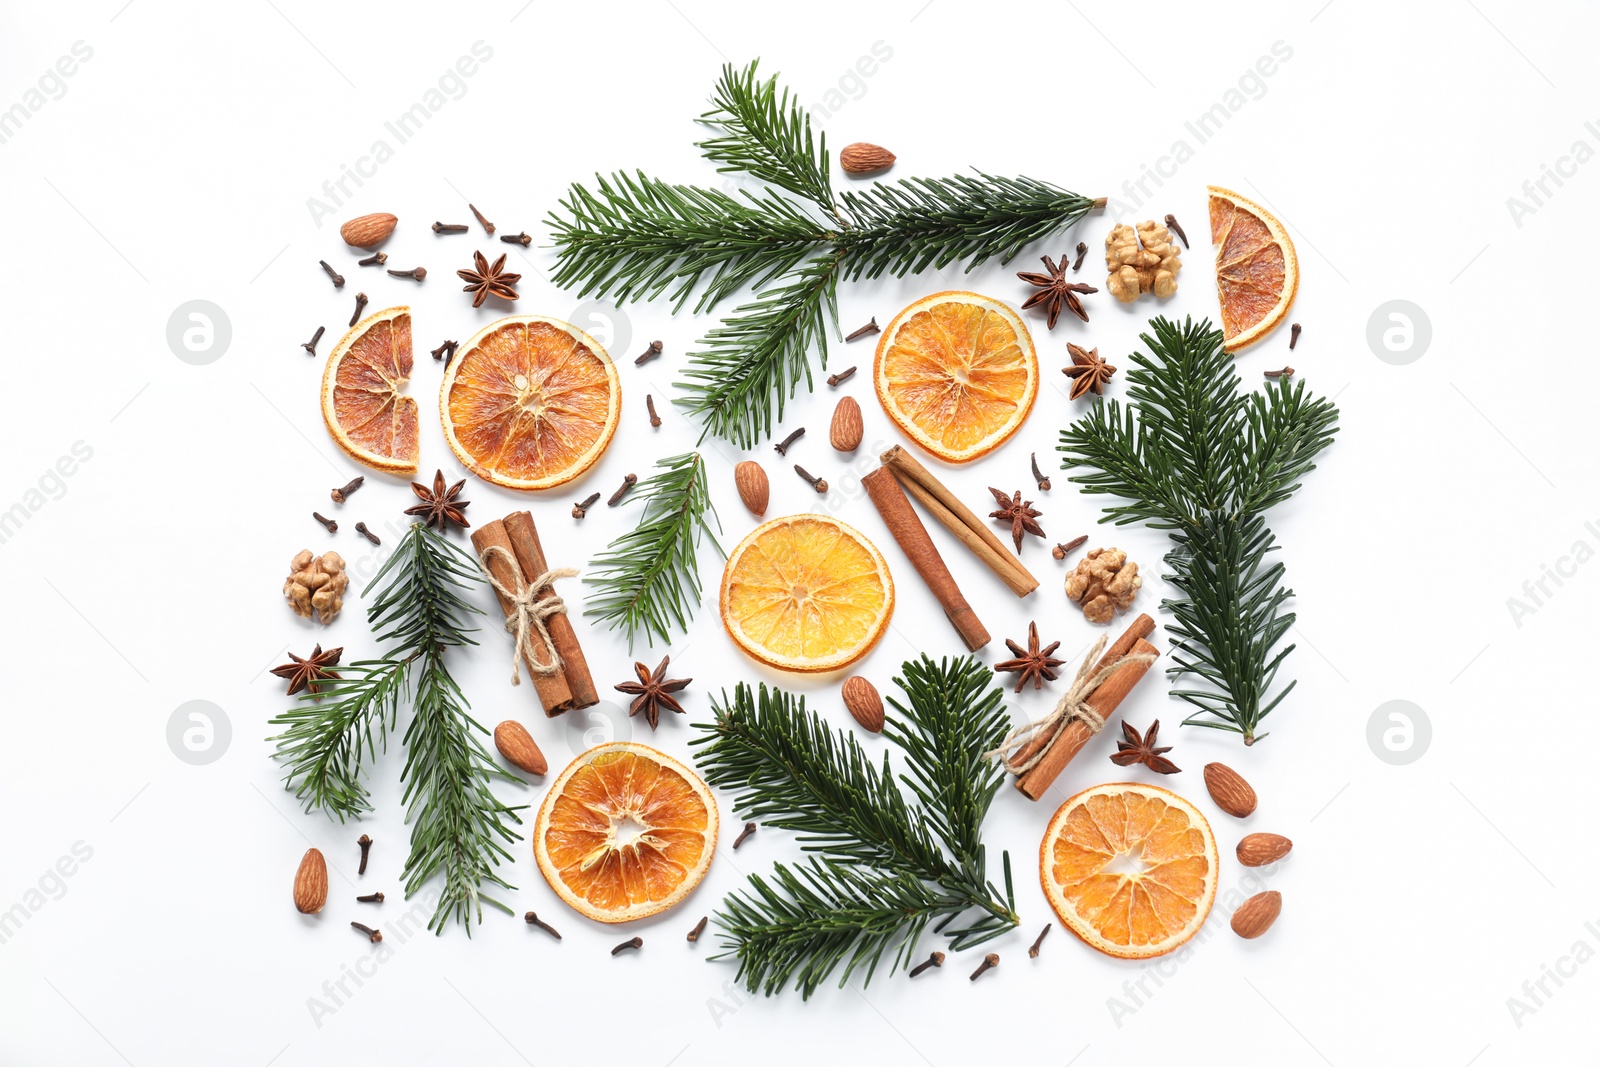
[1017,254,1098,329]
[993,622,1065,692]
[1063,342,1116,401]
[987,487,1045,553]
[614,656,691,729]
[456,250,521,308]
[270,644,343,697]
[1109,719,1181,774]
[403,469,471,529]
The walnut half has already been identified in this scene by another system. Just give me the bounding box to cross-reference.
[1105,220,1182,303]
[1065,547,1141,624]
[284,549,348,625]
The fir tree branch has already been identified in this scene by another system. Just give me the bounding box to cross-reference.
[692,657,1018,997]
[674,253,840,448]
[583,452,721,648]
[1058,317,1339,744]
[697,60,836,214]
[268,658,405,821]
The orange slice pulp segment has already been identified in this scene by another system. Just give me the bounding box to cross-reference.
[1207,185,1300,352]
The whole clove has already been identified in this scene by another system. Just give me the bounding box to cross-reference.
[844,317,879,342]
[608,473,638,506]
[301,326,325,356]
[469,203,495,235]
[687,916,709,942]
[331,476,365,504]
[357,834,372,874]
[354,522,380,545]
[524,911,563,940]
[319,260,345,288]
[387,266,427,281]
[571,492,601,519]
[349,292,368,327]
[969,952,999,981]
[431,339,459,362]
[1072,242,1089,271]
[357,251,387,267]
[794,465,828,494]
[732,822,757,850]
[646,394,662,428]
[432,221,468,234]
[312,512,338,534]
[350,922,382,943]
[1290,322,1302,350]
[1051,534,1088,561]
[1028,923,1051,958]
[909,951,946,977]
[1164,213,1189,249]
[634,340,664,366]
[357,891,385,904]
[611,936,643,956]
[1264,366,1295,379]
[827,366,857,387]
[773,427,805,456]
[1031,452,1051,492]
[500,231,533,246]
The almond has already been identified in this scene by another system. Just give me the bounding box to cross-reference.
[494,720,548,776]
[1203,762,1258,818]
[340,212,398,248]
[1230,890,1281,939]
[294,848,328,914]
[841,675,884,732]
[839,142,896,175]
[829,396,864,452]
[1236,832,1293,867]
[734,461,769,517]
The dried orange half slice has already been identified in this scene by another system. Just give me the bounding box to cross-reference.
[1208,185,1300,352]
[439,315,621,490]
[720,515,894,673]
[1041,782,1219,959]
[874,291,1038,464]
[534,742,718,923]
[320,305,419,473]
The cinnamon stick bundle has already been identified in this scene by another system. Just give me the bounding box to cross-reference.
[470,512,597,716]
[879,445,1038,597]
[1011,613,1158,801]
[862,467,989,651]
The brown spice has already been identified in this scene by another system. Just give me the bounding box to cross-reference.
[607,473,637,506]
[457,251,519,306]
[354,522,379,545]
[350,922,382,943]
[301,326,325,356]
[312,511,337,534]
[1109,719,1181,774]
[271,644,343,697]
[500,232,532,246]
[349,292,367,327]
[1164,212,1189,249]
[524,911,563,939]
[845,317,879,342]
[431,339,458,362]
[611,936,643,955]
[357,834,372,875]
[387,266,427,281]
[468,203,495,235]
[646,394,662,428]
[827,366,857,387]
[1290,322,1302,349]
[357,251,387,267]
[993,622,1065,692]
[634,340,664,365]
[404,470,471,530]
[774,427,805,456]
[1052,535,1088,561]
[319,260,345,288]
[1063,343,1115,400]
[1028,924,1051,958]
[1072,242,1089,271]
[794,465,828,494]
[356,891,385,903]
[1017,255,1097,328]
[432,221,468,233]
[909,951,945,977]
[1264,366,1295,379]
[614,656,690,729]
[687,916,709,942]
[969,953,999,981]
[987,488,1045,553]
[331,476,365,504]
[732,821,757,850]
[571,492,601,519]
[1031,452,1051,492]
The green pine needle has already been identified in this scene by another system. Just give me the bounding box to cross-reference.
[583,452,721,648]
[269,523,525,934]
[1058,316,1339,743]
[691,655,1018,998]
[545,59,1100,446]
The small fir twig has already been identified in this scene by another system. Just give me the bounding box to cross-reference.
[584,452,721,649]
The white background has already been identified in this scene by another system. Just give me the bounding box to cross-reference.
[0,1,1592,1064]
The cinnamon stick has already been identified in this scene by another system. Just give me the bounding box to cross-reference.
[879,445,1038,597]
[862,467,989,651]
[503,510,597,712]
[1012,613,1159,801]
[471,519,574,714]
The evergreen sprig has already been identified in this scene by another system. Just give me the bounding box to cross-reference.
[269,523,524,934]
[1058,317,1339,743]
[583,451,721,648]
[691,655,1017,998]
[545,59,1100,446]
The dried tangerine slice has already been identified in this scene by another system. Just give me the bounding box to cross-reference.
[1208,185,1300,352]
[534,742,718,923]
[440,315,620,490]
[320,305,419,473]
[873,291,1038,464]
[720,515,894,673]
[1040,782,1218,959]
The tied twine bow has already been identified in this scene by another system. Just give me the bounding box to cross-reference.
[476,544,578,686]
[985,633,1158,775]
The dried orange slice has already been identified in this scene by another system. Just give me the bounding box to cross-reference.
[439,315,620,490]
[720,515,893,673]
[320,305,419,473]
[1208,186,1300,352]
[873,291,1037,464]
[1041,782,1218,959]
[534,742,718,923]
